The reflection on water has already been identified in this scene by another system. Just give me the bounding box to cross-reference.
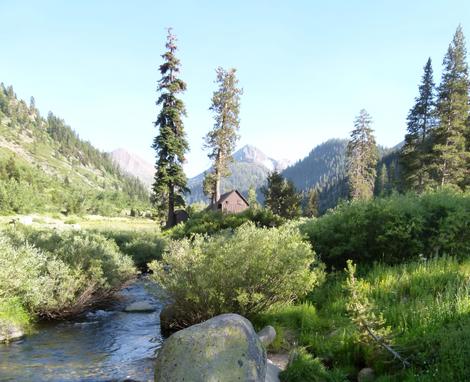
[0,278,163,382]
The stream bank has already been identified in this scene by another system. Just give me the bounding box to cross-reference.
[0,278,163,382]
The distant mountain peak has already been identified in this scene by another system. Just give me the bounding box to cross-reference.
[186,144,290,204]
[110,148,154,188]
[232,144,290,172]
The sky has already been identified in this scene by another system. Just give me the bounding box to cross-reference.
[1,1,470,177]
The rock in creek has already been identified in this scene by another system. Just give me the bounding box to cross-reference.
[257,325,276,347]
[155,313,267,382]
[124,301,155,313]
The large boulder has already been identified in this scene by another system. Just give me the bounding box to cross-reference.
[257,325,276,347]
[155,313,267,382]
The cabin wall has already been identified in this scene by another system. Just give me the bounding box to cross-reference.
[220,193,249,214]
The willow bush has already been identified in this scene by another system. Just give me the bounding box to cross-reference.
[301,189,470,268]
[150,222,322,327]
[0,228,136,319]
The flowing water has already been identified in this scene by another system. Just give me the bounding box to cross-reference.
[0,278,164,382]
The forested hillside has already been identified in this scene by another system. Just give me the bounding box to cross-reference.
[281,139,401,213]
[0,83,149,215]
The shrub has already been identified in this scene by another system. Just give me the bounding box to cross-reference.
[150,222,322,328]
[97,229,167,269]
[301,189,470,268]
[168,208,285,239]
[0,228,136,318]
[279,348,348,382]
[0,297,30,335]
[122,234,166,269]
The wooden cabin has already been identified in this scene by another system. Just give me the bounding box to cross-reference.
[215,190,250,214]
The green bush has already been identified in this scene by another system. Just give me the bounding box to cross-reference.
[97,229,167,269]
[0,228,136,318]
[150,222,322,327]
[168,208,285,239]
[279,348,348,382]
[301,189,470,268]
[0,297,30,337]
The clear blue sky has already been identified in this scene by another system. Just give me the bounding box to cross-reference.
[1,1,469,176]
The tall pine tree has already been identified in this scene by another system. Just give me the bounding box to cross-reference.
[204,67,242,206]
[346,109,378,200]
[431,25,470,188]
[400,58,436,192]
[152,29,189,227]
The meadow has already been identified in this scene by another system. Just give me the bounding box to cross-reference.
[1,189,470,381]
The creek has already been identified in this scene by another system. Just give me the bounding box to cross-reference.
[0,278,163,382]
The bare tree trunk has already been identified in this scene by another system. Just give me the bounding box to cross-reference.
[214,150,221,204]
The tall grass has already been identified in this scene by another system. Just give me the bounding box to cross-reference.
[259,256,470,381]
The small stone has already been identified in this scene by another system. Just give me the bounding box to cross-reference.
[358,367,375,382]
[124,301,155,313]
[257,325,276,347]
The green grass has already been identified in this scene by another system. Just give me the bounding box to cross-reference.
[257,256,470,381]
[0,297,31,340]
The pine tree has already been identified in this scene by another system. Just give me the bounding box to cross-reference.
[151,29,189,227]
[431,26,470,188]
[202,171,217,205]
[305,187,319,217]
[400,58,436,192]
[261,171,302,219]
[204,67,242,205]
[375,163,389,197]
[247,186,259,209]
[346,109,378,200]
[388,161,398,193]
[5,156,20,181]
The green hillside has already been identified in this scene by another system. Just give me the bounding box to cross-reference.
[0,83,150,216]
[282,139,402,213]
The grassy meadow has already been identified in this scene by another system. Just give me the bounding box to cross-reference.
[1,190,470,381]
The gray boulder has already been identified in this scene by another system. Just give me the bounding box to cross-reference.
[257,325,276,347]
[358,367,375,382]
[124,301,155,313]
[155,313,267,382]
[266,360,281,382]
[0,320,24,343]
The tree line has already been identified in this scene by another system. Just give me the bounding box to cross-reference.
[152,26,470,227]
[347,25,470,200]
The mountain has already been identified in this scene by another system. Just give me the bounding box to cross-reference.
[282,139,348,193]
[282,139,349,213]
[186,145,290,204]
[282,139,402,214]
[111,148,154,188]
[0,83,149,215]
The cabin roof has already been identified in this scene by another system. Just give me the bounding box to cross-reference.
[217,190,250,206]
